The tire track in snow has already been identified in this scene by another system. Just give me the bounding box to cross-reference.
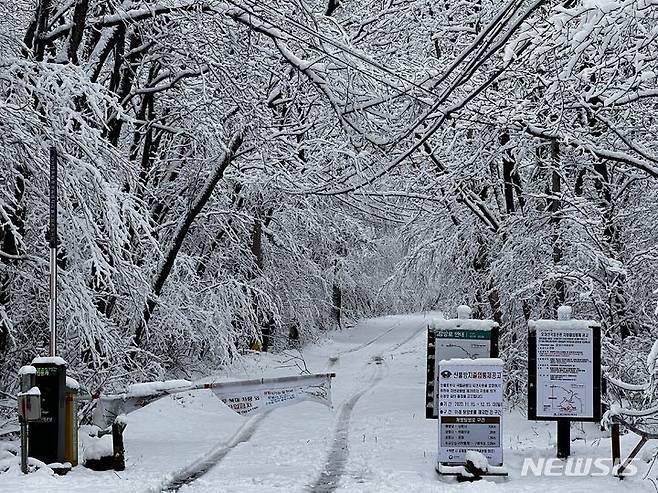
[385,324,425,354]
[309,324,425,492]
[328,318,406,368]
[151,411,270,492]
[338,319,405,356]
[306,361,384,493]
[329,315,427,366]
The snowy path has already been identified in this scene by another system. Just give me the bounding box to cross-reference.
[176,313,430,492]
[2,313,658,492]
[306,360,385,493]
[155,412,270,492]
[307,315,426,492]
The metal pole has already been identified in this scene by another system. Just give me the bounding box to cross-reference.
[49,146,57,357]
[611,423,621,466]
[557,419,570,459]
[20,414,28,473]
[49,248,57,357]
[617,435,648,478]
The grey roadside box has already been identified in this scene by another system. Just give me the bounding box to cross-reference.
[29,357,67,464]
[17,387,41,421]
[18,368,40,421]
[18,365,39,474]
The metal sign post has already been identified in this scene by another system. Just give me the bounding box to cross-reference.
[49,146,58,357]
[23,148,69,471]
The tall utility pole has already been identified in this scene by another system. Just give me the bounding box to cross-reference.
[49,146,57,357]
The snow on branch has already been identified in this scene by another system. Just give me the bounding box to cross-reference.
[40,2,214,43]
[520,123,658,179]
[133,129,245,347]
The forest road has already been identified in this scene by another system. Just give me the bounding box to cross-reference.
[150,411,271,492]
[307,322,426,492]
[305,358,385,493]
[146,313,433,493]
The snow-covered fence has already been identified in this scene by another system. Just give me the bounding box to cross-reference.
[603,340,658,478]
[605,395,658,478]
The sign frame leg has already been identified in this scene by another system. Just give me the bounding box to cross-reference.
[557,419,570,459]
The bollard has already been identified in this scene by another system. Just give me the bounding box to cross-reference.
[112,417,127,471]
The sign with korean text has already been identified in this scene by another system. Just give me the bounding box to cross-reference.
[426,321,499,419]
[528,321,601,421]
[438,358,504,466]
[211,373,332,416]
[49,147,58,248]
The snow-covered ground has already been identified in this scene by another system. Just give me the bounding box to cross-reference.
[2,313,656,492]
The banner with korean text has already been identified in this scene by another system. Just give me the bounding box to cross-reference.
[209,373,333,416]
[92,373,335,427]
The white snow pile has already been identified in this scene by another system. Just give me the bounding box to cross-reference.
[66,377,80,391]
[557,305,572,320]
[114,413,128,426]
[439,357,503,366]
[429,318,498,331]
[31,356,67,366]
[18,365,36,376]
[0,441,54,477]
[79,425,114,462]
[19,387,41,397]
[457,304,472,319]
[429,304,498,331]
[126,379,192,397]
[528,319,600,331]
[0,440,19,471]
[465,450,489,472]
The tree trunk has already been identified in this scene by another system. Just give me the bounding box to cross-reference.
[549,140,565,310]
[331,266,343,330]
[326,0,340,16]
[133,131,243,347]
[66,0,89,63]
[501,131,516,214]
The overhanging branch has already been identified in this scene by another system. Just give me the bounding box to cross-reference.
[520,123,658,179]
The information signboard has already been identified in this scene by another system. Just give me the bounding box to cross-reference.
[437,358,504,466]
[426,318,499,419]
[528,320,601,421]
